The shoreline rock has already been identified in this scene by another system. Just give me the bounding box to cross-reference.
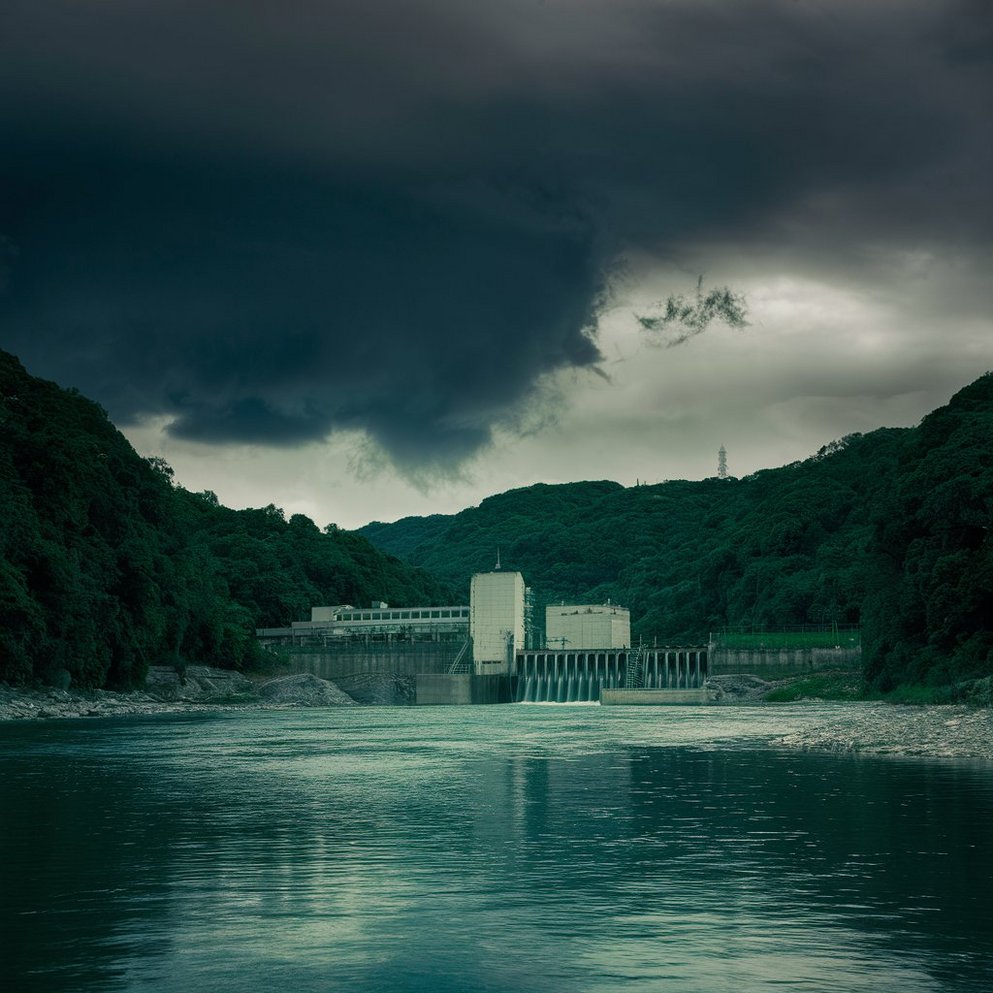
[0,665,358,721]
[705,674,776,703]
[256,672,357,707]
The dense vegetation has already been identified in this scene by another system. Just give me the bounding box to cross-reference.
[0,351,452,689]
[4,343,990,695]
[359,375,993,692]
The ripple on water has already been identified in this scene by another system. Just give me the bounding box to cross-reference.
[1,706,992,993]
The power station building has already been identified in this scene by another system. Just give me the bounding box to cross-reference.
[545,602,630,650]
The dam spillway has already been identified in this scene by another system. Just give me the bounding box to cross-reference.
[513,648,708,703]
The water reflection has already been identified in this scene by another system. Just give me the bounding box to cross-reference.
[1,708,991,992]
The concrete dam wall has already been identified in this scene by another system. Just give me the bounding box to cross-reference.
[288,644,460,704]
[283,641,859,705]
[415,674,513,706]
[709,645,861,676]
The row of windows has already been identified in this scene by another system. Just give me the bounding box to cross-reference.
[336,608,469,622]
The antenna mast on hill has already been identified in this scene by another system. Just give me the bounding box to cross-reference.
[718,444,728,479]
[495,547,502,570]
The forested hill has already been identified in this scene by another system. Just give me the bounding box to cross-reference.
[358,375,993,691]
[0,350,453,689]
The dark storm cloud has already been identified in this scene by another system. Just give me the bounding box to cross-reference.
[1,0,989,470]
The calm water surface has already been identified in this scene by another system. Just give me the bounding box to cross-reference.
[1,704,991,992]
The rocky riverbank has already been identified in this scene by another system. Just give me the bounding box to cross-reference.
[771,701,993,761]
[706,673,993,760]
[0,666,356,720]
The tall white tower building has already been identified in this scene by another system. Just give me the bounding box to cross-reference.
[470,570,525,675]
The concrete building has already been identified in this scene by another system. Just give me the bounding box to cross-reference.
[470,570,525,675]
[545,603,630,650]
[301,604,469,636]
[257,602,469,646]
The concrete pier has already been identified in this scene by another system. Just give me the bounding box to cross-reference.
[600,688,707,706]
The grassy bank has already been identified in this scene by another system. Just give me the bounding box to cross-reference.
[762,670,866,702]
[761,670,993,706]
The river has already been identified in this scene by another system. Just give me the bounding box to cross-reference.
[2,704,991,992]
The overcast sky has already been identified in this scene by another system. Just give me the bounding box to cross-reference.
[2,1,991,529]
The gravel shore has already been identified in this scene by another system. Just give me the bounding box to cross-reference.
[771,701,993,761]
[705,674,993,761]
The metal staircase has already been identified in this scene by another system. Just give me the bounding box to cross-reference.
[448,638,472,674]
[624,644,645,688]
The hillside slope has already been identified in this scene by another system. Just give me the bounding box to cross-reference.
[0,350,453,689]
[358,375,993,691]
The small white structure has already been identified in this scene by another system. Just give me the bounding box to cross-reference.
[545,603,630,650]
[310,605,351,623]
[470,570,525,675]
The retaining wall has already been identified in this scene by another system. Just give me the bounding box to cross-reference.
[415,674,512,706]
[600,688,707,706]
[287,644,459,681]
[709,645,861,675]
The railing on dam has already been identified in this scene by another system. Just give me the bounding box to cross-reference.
[513,648,708,703]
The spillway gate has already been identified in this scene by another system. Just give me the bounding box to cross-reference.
[514,647,708,703]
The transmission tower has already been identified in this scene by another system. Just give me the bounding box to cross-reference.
[717,444,728,479]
